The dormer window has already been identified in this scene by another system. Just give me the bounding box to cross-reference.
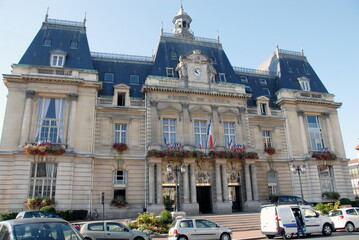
[245,86,252,93]
[240,76,248,83]
[219,73,226,82]
[256,96,271,116]
[171,51,178,60]
[211,56,217,64]
[166,68,175,77]
[260,79,267,85]
[298,77,311,91]
[50,50,67,67]
[263,88,270,96]
[104,73,114,82]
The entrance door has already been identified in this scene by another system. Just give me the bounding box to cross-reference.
[197,186,212,213]
[229,186,242,212]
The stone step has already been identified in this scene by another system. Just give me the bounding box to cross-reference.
[188,213,261,232]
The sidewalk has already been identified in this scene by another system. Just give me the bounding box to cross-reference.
[153,229,266,240]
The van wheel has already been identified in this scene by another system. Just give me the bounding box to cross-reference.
[177,236,188,240]
[282,231,292,239]
[345,222,355,232]
[322,223,332,236]
[266,235,275,239]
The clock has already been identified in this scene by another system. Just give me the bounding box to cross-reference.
[193,68,201,78]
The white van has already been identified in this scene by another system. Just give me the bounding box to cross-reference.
[260,204,334,239]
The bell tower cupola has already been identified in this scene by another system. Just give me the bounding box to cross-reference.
[172,4,195,40]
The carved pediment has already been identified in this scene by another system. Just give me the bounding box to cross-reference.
[113,83,130,90]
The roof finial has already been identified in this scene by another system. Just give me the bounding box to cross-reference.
[217,29,220,43]
[275,43,280,58]
[84,12,87,25]
[45,6,49,22]
[161,21,163,35]
[301,47,305,56]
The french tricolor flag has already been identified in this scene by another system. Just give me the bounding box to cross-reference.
[207,119,214,149]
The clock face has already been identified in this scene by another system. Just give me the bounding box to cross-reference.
[193,68,201,78]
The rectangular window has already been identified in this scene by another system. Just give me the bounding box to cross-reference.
[260,103,267,115]
[166,68,175,77]
[245,86,252,93]
[211,56,217,64]
[70,40,78,49]
[43,38,52,46]
[29,162,57,198]
[130,74,139,84]
[104,73,114,82]
[35,98,66,144]
[115,124,127,143]
[260,79,267,85]
[240,76,248,83]
[306,116,324,151]
[318,165,334,193]
[224,122,236,147]
[194,120,207,148]
[263,88,270,96]
[263,131,272,148]
[114,170,127,184]
[170,51,178,60]
[219,73,226,82]
[163,119,176,145]
[287,61,293,73]
[117,93,126,106]
[51,55,64,67]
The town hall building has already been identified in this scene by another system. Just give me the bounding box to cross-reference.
[0,6,353,218]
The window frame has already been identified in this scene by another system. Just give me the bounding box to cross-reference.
[29,162,57,198]
[129,74,139,84]
[166,68,175,77]
[43,38,52,46]
[240,76,248,83]
[260,79,267,85]
[70,40,78,49]
[298,77,311,91]
[113,170,127,185]
[163,119,177,145]
[115,124,127,143]
[219,73,226,82]
[194,120,208,148]
[223,122,236,147]
[306,115,324,151]
[104,73,115,82]
[51,55,65,67]
[263,131,272,148]
[263,88,270,96]
[318,165,335,194]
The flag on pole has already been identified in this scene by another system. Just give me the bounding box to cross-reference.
[207,119,214,149]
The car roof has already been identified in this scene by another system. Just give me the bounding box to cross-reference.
[1,218,68,226]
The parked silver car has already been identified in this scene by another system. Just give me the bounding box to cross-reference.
[0,218,83,240]
[80,221,151,240]
[16,210,61,219]
[168,218,232,240]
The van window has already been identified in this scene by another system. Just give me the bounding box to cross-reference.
[303,208,317,218]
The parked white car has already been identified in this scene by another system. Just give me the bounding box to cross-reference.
[261,204,334,239]
[329,207,359,232]
[168,218,232,240]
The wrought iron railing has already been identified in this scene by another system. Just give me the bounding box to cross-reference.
[233,66,276,76]
[278,48,303,56]
[46,18,85,27]
[162,32,219,44]
[91,51,153,62]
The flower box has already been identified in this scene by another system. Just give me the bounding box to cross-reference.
[311,151,337,160]
[23,142,65,155]
[113,143,128,152]
[24,197,55,210]
[264,147,276,155]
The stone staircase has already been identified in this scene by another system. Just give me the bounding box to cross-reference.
[188,212,261,232]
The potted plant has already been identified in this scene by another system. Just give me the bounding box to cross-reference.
[264,147,276,155]
[113,143,128,153]
[110,196,127,208]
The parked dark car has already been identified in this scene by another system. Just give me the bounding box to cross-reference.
[16,210,61,219]
[270,195,314,206]
[0,218,83,240]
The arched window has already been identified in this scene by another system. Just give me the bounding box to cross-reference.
[268,171,278,196]
[29,162,57,198]
[113,170,127,185]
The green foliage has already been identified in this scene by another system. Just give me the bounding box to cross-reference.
[339,198,352,205]
[24,197,55,210]
[0,211,19,221]
[136,212,157,225]
[158,210,173,225]
[314,201,340,215]
[163,195,174,211]
[40,206,56,215]
[55,210,88,221]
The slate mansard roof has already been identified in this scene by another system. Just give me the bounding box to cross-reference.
[17,14,329,107]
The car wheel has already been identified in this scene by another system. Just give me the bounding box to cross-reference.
[266,235,275,239]
[84,238,92,240]
[134,237,144,240]
[345,222,355,232]
[322,223,332,236]
[177,236,188,240]
[220,233,231,240]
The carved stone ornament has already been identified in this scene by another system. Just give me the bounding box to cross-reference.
[68,93,79,101]
[176,56,188,80]
[25,90,36,99]
[297,110,304,116]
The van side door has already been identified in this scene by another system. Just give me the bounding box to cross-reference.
[301,207,321,233]
[277,207,297,234]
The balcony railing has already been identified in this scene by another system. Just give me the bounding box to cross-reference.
[162,32,219,44]
[91,52,154,62]
[233,66,276,77]
[47,18,85,27]
[37,68,72,76]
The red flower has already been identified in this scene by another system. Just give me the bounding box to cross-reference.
[264,147,276,155]
[113,143,128,152]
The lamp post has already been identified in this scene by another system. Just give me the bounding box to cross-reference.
[290,164,306,204]
[167,162,187,212]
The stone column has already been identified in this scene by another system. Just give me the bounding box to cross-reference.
[221,163,229,201]
[322,113,335,151]
[239,107,248,144]
[190,163,197,203]
[20,90,36,146]
[215,163,223,202]
[251,164,259,201]
[183,164,190,203]
[297,111,308,152]
[148,163,155,204]
[150,101,159,144]
[67,93,78,150]
[156,163,163,204]
[245,162,253,201]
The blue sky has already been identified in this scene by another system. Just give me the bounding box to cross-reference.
[0,0,358,159]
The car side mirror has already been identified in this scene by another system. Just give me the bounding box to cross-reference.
[216,224,220,228]
[124,228,130,232]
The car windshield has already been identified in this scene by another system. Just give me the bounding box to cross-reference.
[14,222,83,240]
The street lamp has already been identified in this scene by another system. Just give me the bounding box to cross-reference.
[167,162,187,212]
[290,164,306,204]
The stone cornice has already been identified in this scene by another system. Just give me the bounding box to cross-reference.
[275,97,341,107]
[142,85,251,99]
